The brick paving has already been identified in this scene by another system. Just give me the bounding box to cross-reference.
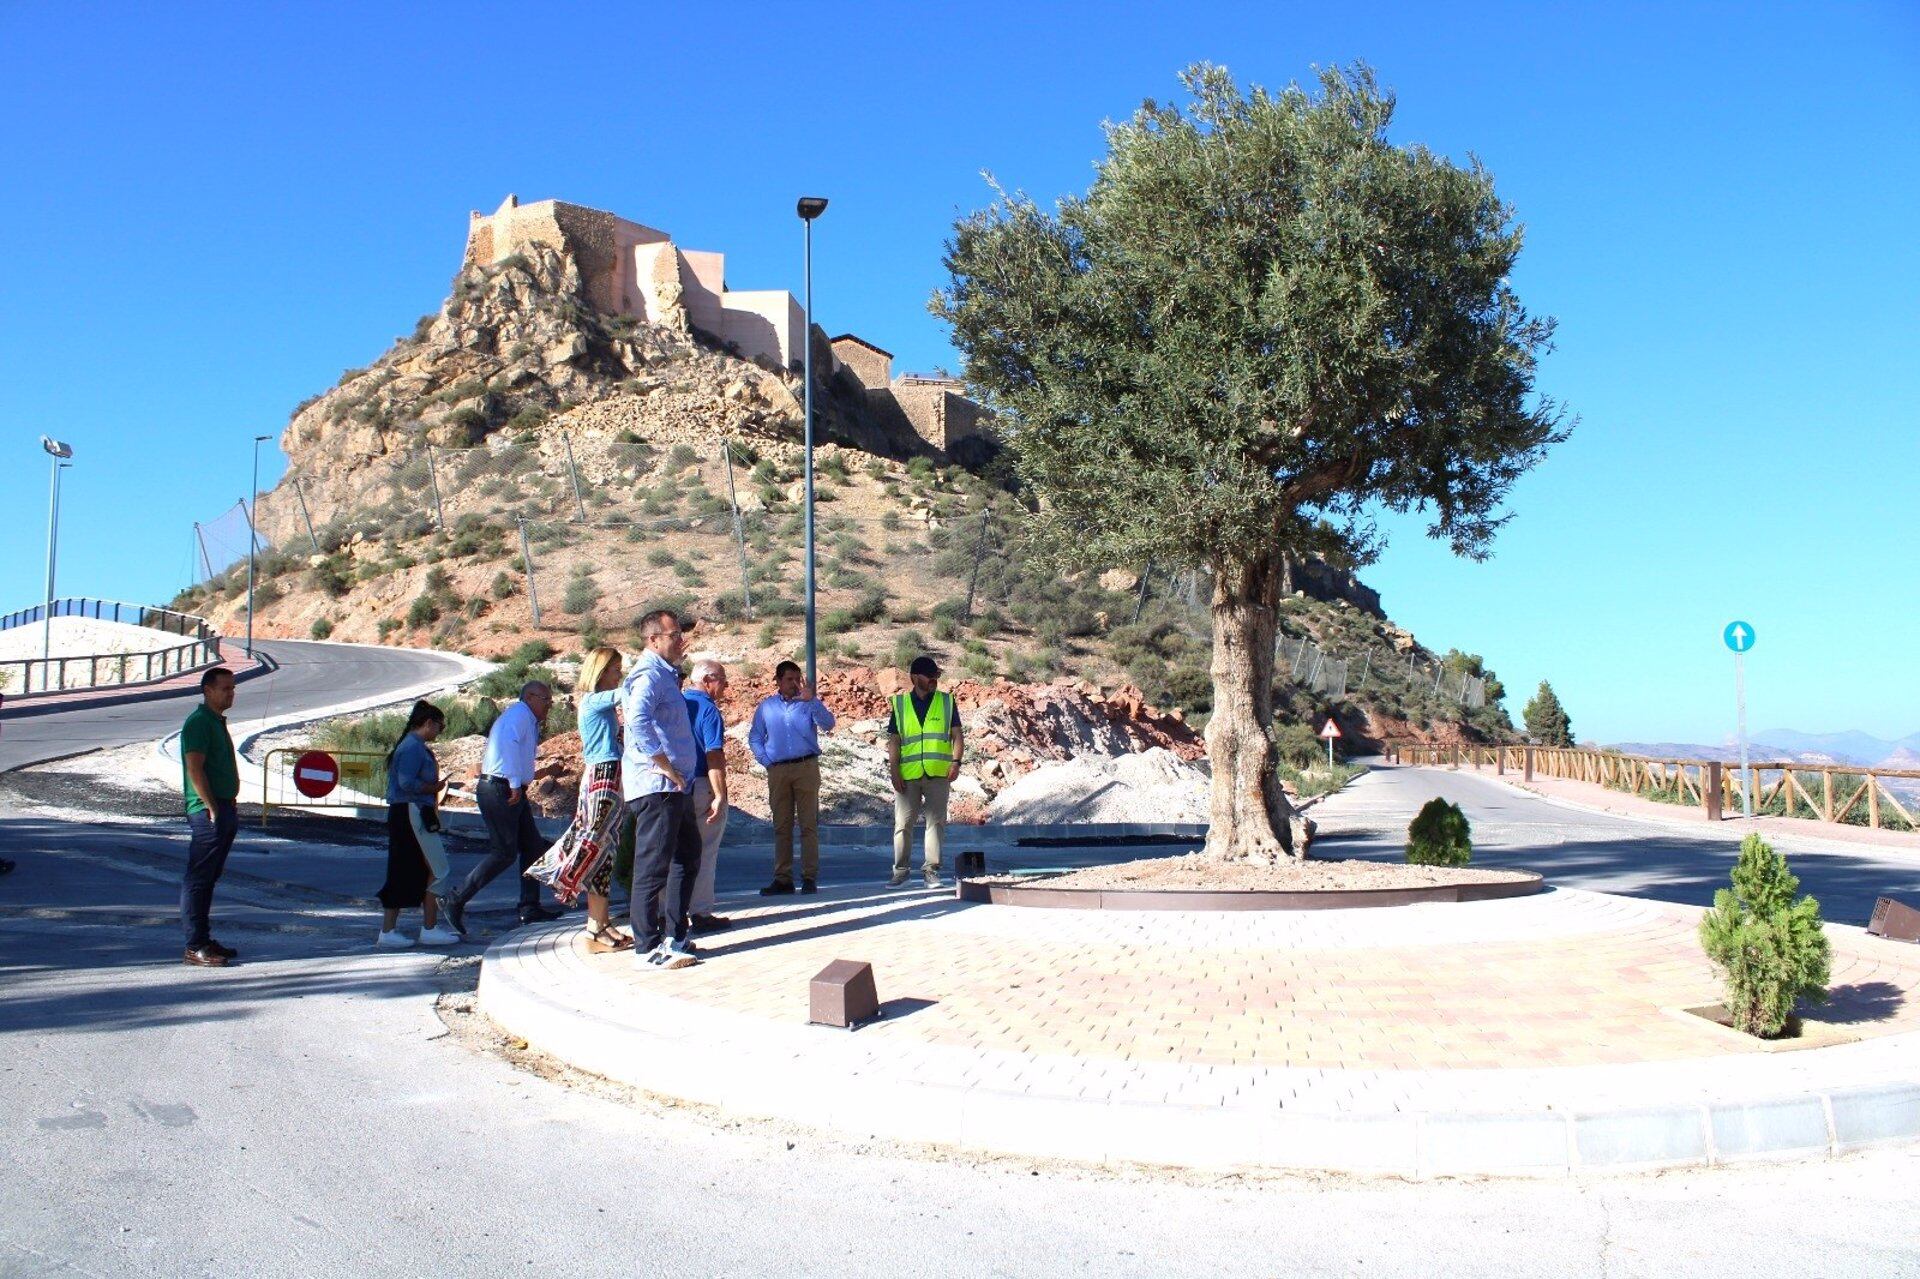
[570,886,1920,1073]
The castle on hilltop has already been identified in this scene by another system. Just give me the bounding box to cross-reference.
[465,195,985,457]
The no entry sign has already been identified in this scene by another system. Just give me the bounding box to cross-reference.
[293,750,340,799]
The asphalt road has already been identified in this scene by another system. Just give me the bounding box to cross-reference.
[4,760,1920,1276]
[1310,763,1920,927]
[0,640,475,772]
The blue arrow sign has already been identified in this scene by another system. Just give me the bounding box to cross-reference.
[1723,620,1755,653]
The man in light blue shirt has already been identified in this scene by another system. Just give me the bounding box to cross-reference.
[749,660,836,895]
[622,609,703,968]
[445,681,557,935]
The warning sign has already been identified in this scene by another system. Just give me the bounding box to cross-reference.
[293,750,340,799]
[1317,719,1342,740]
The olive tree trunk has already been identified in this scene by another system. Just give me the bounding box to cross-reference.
[1203,552,1298,861]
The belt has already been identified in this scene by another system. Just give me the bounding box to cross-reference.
[770,754,818,767]
[479,774,517,785]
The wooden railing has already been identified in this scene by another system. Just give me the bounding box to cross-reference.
[1385,742,1920,832]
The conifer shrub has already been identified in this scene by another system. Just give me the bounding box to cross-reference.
[1406,798,1472,866]
[1699,835,1831,1037]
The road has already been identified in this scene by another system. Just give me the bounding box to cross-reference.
[0,640,476,772]
[1314,762,1920,927]
[4,754,1920,1276]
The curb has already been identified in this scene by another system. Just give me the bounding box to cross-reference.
[476,921,1920,1178]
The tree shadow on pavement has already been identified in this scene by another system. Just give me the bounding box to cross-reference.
[1816,980,1907,1026]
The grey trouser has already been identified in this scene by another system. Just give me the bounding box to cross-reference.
[455,777,542,911]
[662,776,727,916]
[892,775,950,873]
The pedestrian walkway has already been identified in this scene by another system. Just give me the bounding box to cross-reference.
[479,879,1920,1176]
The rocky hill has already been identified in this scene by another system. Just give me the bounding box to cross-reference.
[174,217,1516,765]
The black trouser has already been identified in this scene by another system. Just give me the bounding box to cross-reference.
[454,777,544,914]
[627,791,702,952]
[181,800,239,948]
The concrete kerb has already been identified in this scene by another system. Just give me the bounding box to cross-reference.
[476,919,1920,1179]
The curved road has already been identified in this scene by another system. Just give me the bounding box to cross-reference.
[0,640,477,772]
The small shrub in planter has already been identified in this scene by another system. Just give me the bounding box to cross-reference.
[1699,835,1831,1038]
[1406,798,1471,866]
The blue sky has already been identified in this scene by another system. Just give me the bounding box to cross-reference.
[2,2,1914,744]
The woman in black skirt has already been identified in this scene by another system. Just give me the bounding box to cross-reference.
[378,700,461,948]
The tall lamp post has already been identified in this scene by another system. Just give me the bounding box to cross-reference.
[796,196,828,686]
[40,436,74,674]
[246,433,271,658]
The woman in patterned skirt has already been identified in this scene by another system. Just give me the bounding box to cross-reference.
[528,647,631,953]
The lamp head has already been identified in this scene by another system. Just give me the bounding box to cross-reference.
[796,196,829,221]
[40,436,73,459]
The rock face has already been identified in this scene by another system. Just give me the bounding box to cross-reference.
[268,242,901,539]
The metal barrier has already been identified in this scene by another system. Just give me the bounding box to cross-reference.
[0,597,223,696]
[260,747,390,826]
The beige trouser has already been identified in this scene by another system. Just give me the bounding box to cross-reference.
[892,775,950,874]
[688,775,727,914]
[408,805,454,899]
[767,756,821,883]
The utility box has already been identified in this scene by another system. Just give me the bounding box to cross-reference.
[809,959,879,1029]
[1868,897,1920,943]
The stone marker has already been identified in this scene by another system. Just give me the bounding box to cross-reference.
[809,959,880,1029]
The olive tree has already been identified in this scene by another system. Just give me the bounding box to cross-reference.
[933,64,1568,860]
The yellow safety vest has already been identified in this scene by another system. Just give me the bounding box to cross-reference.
[893,691,956,781]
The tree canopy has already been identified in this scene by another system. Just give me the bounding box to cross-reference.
[1523,680,1574,747]
[934,64,1568,858]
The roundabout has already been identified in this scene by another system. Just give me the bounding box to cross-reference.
[478,869,1920,1177]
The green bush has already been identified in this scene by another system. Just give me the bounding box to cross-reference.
[309,618,334,640]
[1699,835,1831,1038]
[756,620,781,648]
[406,595,439,628]
[1272,721,1325,769]
[1406,798,1471,866]
[646,547,678,567]
[491,571,515,600]
[563,572,600,615]
[377,618,401,640]
[891,629,927,669]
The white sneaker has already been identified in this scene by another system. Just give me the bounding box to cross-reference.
[376,929,415,949]
[418,924,462,947]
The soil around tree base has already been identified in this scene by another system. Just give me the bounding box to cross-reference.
[959,854,1543,911]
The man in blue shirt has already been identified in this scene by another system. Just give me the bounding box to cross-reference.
[622,609,703,968]
[681,658,732,932]
[748,660,836,895]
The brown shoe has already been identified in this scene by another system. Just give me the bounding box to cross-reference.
[585,926,634,955]
[183,945,229,968]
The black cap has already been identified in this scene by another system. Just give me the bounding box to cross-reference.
[909,655,941,678]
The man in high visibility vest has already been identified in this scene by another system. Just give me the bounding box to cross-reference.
[887,655,964,888]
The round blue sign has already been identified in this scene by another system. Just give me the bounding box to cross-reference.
[1723,620,1756,653]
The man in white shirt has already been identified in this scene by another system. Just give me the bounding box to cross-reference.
[444,681,560,935]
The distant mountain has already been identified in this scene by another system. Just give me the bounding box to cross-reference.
[1754,729,1920,768]
[1606,732,1920,771]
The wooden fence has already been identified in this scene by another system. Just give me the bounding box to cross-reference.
[1385,742,1920,832]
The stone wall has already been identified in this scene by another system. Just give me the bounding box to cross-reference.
[831,337,892,391]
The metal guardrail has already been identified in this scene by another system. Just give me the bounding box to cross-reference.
[260,747,390,826]
[0,597,222,696]
[1388,742,1920,831]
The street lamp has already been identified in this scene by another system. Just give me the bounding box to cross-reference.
[796,195,828,685]
[40,436,73,673]
[246,433,271,658]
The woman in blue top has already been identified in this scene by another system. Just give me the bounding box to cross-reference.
[378,700,462,949]
[528,647,632,953]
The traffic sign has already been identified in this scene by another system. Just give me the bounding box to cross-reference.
[1318,719,1342,739]
[293,750,340,799]
[1723,620,1755,653]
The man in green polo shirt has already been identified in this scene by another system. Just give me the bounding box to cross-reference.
[181,666,240,967]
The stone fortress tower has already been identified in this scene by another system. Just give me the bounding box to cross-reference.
[465,195,985,458]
